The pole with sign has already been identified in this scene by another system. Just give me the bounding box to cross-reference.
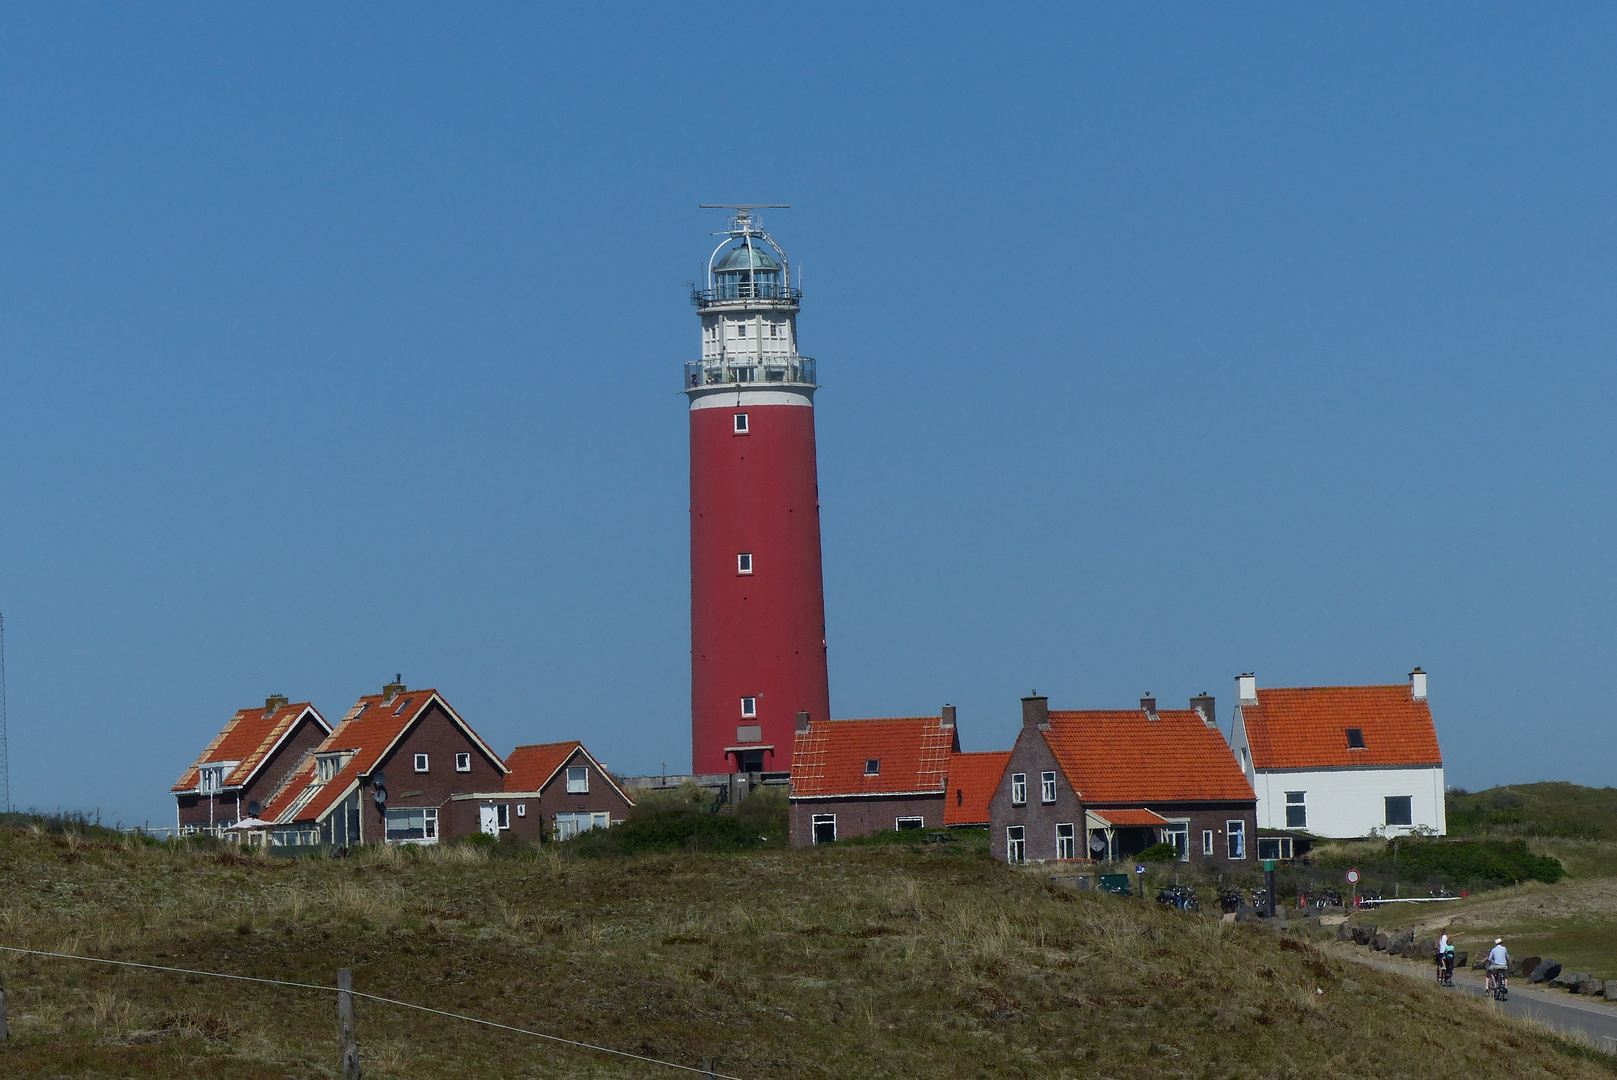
[1346,868,1360,909]
[1263,860,1276,918]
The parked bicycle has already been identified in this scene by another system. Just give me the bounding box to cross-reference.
[1313,888,1342,909]
[1358,888,1384,909]
[1218,887,1242,914]
[1155,884,1200,912]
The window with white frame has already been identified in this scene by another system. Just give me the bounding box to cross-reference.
[740,696,757,719]
[1055,822,1076,860]
[555,811,608,840]
[456,752,471,773]
[737,553,753,575]
[1010,773,1027,806]
[565,766,589,794]
[414,753,429,773]
[811,813,836,844]
[516,803,526,818]
[1006,825,1026,864]
[496,804,510,830]
[1202,829,1214,856]
[1226,820,1246,859]
[734,413,749,434]
[384,807,438,844]
[1257,836,1294,860]
[864,758,881,776]
[895,816,923,830]
[1161,822,1190,861]
[1285,791,1306,829]
[1385,795,1413,827]
[1040,771,1057,803]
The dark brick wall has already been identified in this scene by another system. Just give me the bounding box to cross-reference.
[988,725,1083,862]
[789,792,945,847]
[356,701,507,843]
[445,796,548,842]
[1083,801,1257,864]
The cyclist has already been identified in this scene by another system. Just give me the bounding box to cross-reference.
[1484,937,1509,999]
[1435,931,1455,986]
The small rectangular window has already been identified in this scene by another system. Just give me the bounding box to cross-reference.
[1040,771,1057,803]
[516,803,526,818]
[1226,820,1246,859]
[566,766,589,794]
[740,696,757,718]
[1385,795,1413,826]
[895,816,923,830]
[737,553,753,574]
[496,804,510,830]
[1055,822,1076,860]
[1006,825,1026,865]
[738,323,748,337]
[1010,773,1027,806]
[1345,728,1366,749]
[812,813,836,844]
[455,753,471,773]
[733,413,749,434]
[1285,791,1307,829]
[1202,829,1214,856]
[414,753,429,773]
[864,758,880,776]
[1257,837,1294,860]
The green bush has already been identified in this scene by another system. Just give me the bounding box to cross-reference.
[1391,838,1564,886]
[561,785,788,857]
[1139,842,1180,862]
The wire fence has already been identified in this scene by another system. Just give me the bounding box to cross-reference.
[0,944,745,1080]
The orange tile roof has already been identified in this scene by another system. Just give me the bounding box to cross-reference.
[264,690,506,824]
[791,716,958,798]
[504,742,583,792]
[1090,808,1169,827]
[944,750,1011,825]
[172,702,328,793]
[1242,684,1442,769]
[1044,709,1254,803]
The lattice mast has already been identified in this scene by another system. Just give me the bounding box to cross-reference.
[0,610,10,813]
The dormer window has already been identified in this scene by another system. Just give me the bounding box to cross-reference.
[1345,728,1366,749]
[315,753,345,783]
[199,765,228,794]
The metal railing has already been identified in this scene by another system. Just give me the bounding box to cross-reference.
[684,355,816,390]
[691,284,802,309]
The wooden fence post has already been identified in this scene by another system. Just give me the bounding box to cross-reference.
[1,969,8,1040]
[338,967,360,1079]
[702,1055,717,1079]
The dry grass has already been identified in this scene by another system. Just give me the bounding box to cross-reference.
[0,830,1610,1079]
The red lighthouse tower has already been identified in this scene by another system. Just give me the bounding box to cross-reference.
[687,207,829,775]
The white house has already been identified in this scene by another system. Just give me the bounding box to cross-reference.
[1228,669,1445,839]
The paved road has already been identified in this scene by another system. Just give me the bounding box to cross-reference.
[1349,949,1617,1053]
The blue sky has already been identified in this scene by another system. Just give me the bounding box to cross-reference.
[2,6,1614,825]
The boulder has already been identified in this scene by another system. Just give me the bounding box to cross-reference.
[1337,921,1353,942]
[1553,971,1588,990]
[1373,933,1390,951]
[1402,942,1420,959]
[1416,936,1435,956]
[1603,983,1617,1001]
[1351,926,1370,946]
[1529,959,1561,984]
[1221,912,1237,925]
[1455,951,1469,969]
[1516,956,1541,979]
[1577,979,1606,996]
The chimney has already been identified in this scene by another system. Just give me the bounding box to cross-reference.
[264,694,289,716]
[1140,694,1157,717]
[1237,672,1257,705]
[1021,692,1048,729]
[382,674,405,705]
[1190,692,1216,727]
[796,710,812,732]
[1410,668,1427,701]
[940,704,956,729]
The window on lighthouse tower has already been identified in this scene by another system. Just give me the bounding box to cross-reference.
[740,697,757,719]
[737,553,753,575]
[734,413,749,434]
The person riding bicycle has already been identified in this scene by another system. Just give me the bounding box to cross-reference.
[1485,938,1509,995]
[1436,931,1455,985]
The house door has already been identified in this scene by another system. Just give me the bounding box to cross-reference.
[479,805,500,837]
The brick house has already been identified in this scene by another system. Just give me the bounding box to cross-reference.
[172,696,331,835]
[447,741,635,842]
[788,708,959,845]
[261,680,507,846]
[990,694,1256,865]
[1227,670,1445,845]
[944,750,1011,828]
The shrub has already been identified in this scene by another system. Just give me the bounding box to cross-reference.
[1390,838,1564,886]
[1139,842,1180,862]
[561,785,788,857]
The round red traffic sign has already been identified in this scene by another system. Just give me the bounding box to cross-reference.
[1346,869,1360,884]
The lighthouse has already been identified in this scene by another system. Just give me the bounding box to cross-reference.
[687,207,830,775]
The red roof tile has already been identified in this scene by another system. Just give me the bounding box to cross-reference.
[1089,808,1169,827]
[1044,709,1254,803]
[172,702,328,793]
[791,717,958,798]
[504,742,583,793]
[264,690,505,824]
[1241,684,1441,769]
[944,751,1011,825]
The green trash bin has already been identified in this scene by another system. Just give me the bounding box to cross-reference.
[1098,874,1132,897]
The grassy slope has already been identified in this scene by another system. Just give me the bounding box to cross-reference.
[0,830,1610,1080]
[1448,783,1617,842]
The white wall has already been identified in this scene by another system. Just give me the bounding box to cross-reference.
[1253,765,1446,838]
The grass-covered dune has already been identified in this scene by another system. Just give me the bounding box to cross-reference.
[1448,782,1617,842]
[0,828,1609,1079]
